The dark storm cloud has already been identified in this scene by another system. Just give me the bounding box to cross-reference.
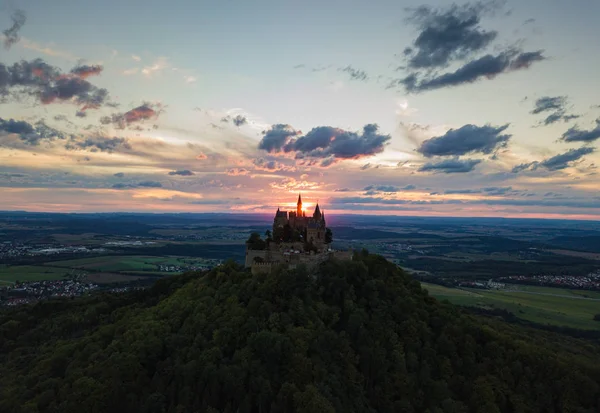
[396,50,546,93]
[418,158,481,173]
[561,119,600,143]
[417,123,511,157]
[258,124,300,152]
[3,9,26,50]
[404,2,498,69]
[168,169,195,176]
[0,58,109,109]
[512,147,595,172]
[339,65,368,81]
[261,124,391,162]
[66,136,131,153]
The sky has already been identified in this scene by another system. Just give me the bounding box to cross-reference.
[1,0,600,219]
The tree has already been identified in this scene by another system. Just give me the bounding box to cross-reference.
[325,228,333,244]
[265,230,272,240]
[246,232,266,250]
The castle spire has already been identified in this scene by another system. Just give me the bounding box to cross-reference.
[297,193,302,217]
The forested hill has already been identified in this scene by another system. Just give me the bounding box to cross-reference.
[1,253,599,412]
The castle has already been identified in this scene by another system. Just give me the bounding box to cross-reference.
[245,194,352,274]
[273,194,327,248]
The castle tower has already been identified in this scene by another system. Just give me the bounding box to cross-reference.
[313,203,322,220]
[297,193,302,217]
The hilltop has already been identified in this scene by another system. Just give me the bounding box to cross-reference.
[1,252,599,412]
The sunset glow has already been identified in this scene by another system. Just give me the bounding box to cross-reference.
[0,1,599,220]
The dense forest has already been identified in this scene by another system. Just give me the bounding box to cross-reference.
[0,252,599,412]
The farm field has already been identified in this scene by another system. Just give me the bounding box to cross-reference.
[0,265,81,284]
[422,282,600,330]
[45,255,211,273]
[0,256,217,286]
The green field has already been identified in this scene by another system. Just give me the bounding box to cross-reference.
[0,265,81,284]
[45,255,209,273]
[0,256,216,285]
[422,282,600,330]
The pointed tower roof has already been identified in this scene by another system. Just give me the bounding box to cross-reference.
[297,193,302,205]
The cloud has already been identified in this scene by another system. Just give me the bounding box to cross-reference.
[0,118,35,136]
[258,124,301,152]
[227,168,250,176]
[403,2,498,69]
[259,123,391,163]
[396,50,546,93]
[0,58,109,110]
[0,118,68,145]
[141,57,169,78]
[531,96,566,114]
[99,104,160,128]
[417,123,511,157]
[418,158,481,173]
[512,147,595,172]
[111,183,135,190]
[252,158,295,172]
[339,65,368,81]
[138,181,163,188]
[482,186,513,195]
[112,181,162,189]
[66,136,131,153]
[561,119,600,143]
[363,185,407,193]
[540,147,595,171]
[531,96,580,126]
[444,189,481,194]
[168,169,194,176]
[114,172,125,178]
[70,64,103,79]
[3,9,26,50]
[232,115,247,127]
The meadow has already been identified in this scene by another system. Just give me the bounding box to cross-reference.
[0,265,79,284]
[422,282,600,330]
[0,256,215,285]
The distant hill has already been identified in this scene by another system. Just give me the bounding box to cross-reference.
[545,235,600,253]
[1,253,599,412]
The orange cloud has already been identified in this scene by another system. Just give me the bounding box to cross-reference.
[124,105,156,123]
